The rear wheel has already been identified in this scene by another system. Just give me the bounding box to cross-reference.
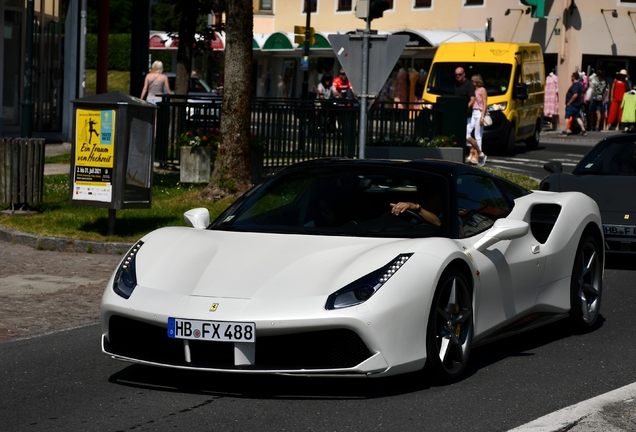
[425,266,473,384]
[569,234,602,332]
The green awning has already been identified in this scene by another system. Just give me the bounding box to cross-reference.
[253,38,259,49]
[311,34,330,49]
[262,32,294,50]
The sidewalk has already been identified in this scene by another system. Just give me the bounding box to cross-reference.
[0,241,122,342]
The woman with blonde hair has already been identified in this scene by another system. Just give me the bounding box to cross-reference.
[140,60,172,104]
[466,74,488,166]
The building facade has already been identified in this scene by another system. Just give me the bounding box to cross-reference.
[4,1,636,137]
[0,0,61,138]
[251,0,636,122]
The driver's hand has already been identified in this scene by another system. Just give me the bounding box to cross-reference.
[390,202,416,215]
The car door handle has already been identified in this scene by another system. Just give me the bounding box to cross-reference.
[531,244,540,254]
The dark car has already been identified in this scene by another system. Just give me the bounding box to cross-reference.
[540,133,636,256]
[164,72,220,96]
[164,73,221,128]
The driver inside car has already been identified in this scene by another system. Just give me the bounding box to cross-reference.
[390,189,442,227]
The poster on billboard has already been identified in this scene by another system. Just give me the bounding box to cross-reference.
[72,109,116,203]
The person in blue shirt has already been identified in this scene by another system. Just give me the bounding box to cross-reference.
[563,72,588,136]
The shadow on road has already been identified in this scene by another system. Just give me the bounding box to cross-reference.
[107,317,604,399]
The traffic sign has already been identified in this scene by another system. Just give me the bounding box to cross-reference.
[328,33,409,101]
[294,25,316,45]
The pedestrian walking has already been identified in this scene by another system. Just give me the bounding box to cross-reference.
[588,69,606,131]
[140,60,172,105]
[466,74,488,166]
[454,66,478,163]
[563,72,587,136]
[333,69,354,99]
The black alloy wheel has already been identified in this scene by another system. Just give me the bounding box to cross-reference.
[426,266,473,384]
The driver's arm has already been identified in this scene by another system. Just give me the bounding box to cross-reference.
[390,202,441,227]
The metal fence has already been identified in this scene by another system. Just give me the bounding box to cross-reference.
[154,95,464,170]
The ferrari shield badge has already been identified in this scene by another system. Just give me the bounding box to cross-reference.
[209,303,219,312]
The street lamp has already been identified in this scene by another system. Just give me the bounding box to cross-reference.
[505,8,531,41]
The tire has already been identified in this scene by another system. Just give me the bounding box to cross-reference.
[525,120,541,150]
[569,234,603,332]
[425,266,473,384]
[504,123,516,155]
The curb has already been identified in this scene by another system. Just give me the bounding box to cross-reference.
[0,224,133,255]
[509,381,636,431]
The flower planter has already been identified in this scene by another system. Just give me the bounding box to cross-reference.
[365,146,464,163]
[180,146,213,183]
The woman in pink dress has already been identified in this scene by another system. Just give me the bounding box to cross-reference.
[607,69,630,130]
[544,72,559,129]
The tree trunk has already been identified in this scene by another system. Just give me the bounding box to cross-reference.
[202,0,253,200]
[174,3,199,96]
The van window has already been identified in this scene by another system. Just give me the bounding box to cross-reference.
[426,62,512,97]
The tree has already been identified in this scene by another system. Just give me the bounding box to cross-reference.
[201,0,254,199]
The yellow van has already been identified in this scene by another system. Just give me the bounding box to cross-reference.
[422,42,544,155]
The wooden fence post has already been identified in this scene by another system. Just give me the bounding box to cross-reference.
[0,137,46,209]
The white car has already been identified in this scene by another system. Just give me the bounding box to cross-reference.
[101,159,603,382]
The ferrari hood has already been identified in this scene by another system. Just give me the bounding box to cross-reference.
[556,174,636,214]
[133,227,416,299]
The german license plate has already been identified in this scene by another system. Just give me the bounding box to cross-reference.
[603,224,636,237]
[168,318,255,343]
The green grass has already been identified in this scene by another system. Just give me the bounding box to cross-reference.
[45,154,71,164]
[0,173,235,243]
[482,167,539,190]
[85,69,131,95]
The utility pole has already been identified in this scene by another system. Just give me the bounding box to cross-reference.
[96,0,110,94]
[20,0,35,137]
[359,10,371,159]
[301,0,312,99]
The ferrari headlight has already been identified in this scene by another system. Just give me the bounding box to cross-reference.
[326,254,413,310]
[488,102,507,112]
[113,240,144,299]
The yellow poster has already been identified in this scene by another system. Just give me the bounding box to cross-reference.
[75,109,115,168]
[73,109,116,202]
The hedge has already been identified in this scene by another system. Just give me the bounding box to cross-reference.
[86,34,172,71]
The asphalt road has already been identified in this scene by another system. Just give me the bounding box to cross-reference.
[2,133,634,431]
[1,267,635,432]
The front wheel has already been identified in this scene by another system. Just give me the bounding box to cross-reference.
[569,234,603,332]
[425,266,473,384]
[525,119,541,150]
[504,123,517,155]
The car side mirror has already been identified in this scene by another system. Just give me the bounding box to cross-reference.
[544,161,563,174]
[515,83,529,100]
[473,219,529,252]
[184,208,210,229]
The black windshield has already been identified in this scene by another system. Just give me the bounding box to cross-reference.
[210,166,451,238]
[427,62,513,97]
[573,138,636,175]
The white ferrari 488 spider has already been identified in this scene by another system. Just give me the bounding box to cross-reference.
[101,159,603,382]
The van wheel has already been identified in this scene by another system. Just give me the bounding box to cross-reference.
[504,124,516,155]
[525,120,541,150]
